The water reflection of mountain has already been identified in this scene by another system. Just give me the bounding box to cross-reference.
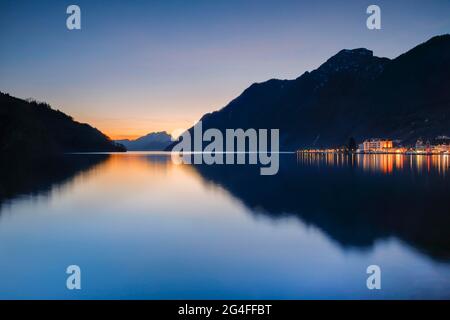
[192,154,450,261]
[0,154,108,210]
[2,152,449,262]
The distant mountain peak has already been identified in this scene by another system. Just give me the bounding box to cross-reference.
[316,47,387,75]
[137,131,172,142]
[337,48,373,56]
[175,34,450,151]
[115,131,172,151]
[323,48,374,65]
[307,48,391,86]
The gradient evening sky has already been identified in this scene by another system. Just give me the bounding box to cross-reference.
[0,0,449,139]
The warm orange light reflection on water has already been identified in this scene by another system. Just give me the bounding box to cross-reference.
[297,153,450,176]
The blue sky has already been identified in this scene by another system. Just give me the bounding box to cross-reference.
[0,0,449,138]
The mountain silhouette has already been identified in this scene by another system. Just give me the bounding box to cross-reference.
[170,34,450,151]
[115,131,172,151]
[0,92,125,156]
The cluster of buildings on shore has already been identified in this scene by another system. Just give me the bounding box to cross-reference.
[299,137,450,155]
[357,138,450,154]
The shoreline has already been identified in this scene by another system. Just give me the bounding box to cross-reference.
[297,151,450,156]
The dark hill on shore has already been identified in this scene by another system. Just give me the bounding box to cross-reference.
[169,34,450,151]
[0,92,125,156]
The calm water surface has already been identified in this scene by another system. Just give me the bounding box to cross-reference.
[0,152,449,299]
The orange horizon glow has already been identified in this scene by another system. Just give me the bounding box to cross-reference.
[107,134,146,141]
[104,126,188,141]
[106,129,180,141]
[78,117,195,141]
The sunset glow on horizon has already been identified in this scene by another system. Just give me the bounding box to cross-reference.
[2,0,450,302]
[1,0,449,140]
[84,116,194,140]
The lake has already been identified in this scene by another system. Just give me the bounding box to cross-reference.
[0,152,449,299]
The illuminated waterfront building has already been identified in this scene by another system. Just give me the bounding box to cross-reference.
[359,139,393,152]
